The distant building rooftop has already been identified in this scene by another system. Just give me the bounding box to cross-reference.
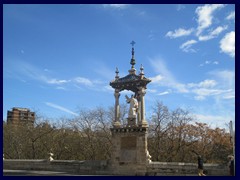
[12,107,30,111]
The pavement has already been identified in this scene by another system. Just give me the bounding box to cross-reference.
[3,169,99,176]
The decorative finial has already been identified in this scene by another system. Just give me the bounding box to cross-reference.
[130,40,135,47]
[140,64,144,76]
[115,67,119,80]
[130,41,136,69]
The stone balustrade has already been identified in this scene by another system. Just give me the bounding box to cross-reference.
[3,159,229,176]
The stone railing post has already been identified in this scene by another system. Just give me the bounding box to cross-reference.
[48,152,54,161]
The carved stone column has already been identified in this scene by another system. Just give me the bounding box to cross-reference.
[137,98,141,126]
[138,87,148,127]
[114,89,121,127]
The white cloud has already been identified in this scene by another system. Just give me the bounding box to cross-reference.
[174,83,189,93]
[103,4,129,9]
[176,4,185,11]
[93,62,115,80]
[194,74,233,100]
[121,89,133,95]
[148,30,155,41]
[149,57,188,93]
[47,79,69,85]
[14,61,44,81]
[74,77,93,86]
[100,85,113,93]
[198,25,228,41]
[158,91,170,96]
[211,26,228,36]
[209,70,235,88]
[9,61,72,86]
[56,87,66,90]
[195,114,224,121]
[199,79,217,88]
[149,57,234,105]
[226,11,235,20]
[195,4,225,36]
[180,39,197,52]
[188,79,217,88]
[223,94,235,99]
[166,28,194,38]
[187,69,234,101]
[9,60,113,93]
[220,31,235,57]
[194,95,206,101]
[193,88,231,97]
[45,102,78,116]
[147,88,157,93]
[199,60,219,67]
[150,75,164,83]
[194,113,232,128]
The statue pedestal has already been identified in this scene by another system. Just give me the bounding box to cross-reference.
[127,117,137,127]
[110,127,149,175]
[113,121,121,128]
[140,119,149,128]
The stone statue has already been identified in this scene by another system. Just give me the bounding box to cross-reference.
[48,152,54,161]
[146,150,152,163]
[125,94,138,118]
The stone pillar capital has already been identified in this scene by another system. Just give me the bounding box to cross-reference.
[138,87,146,95]
[115,89,120,93]
[114,89,120,98]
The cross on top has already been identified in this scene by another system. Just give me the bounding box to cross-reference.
[130,41,136,47]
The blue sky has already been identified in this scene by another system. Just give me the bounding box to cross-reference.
[3,4,235,128]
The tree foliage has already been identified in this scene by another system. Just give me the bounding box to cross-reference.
[148,101,232,164]
[3,101,232,164]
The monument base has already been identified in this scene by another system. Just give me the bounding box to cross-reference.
[127,117,137,127]
[110,126,149,175]
[113,121,121,128]
[139,119,149,128]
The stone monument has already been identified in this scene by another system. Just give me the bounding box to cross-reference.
[109,41,151,175]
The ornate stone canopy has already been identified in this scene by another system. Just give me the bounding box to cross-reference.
[109,41,151,128]
[109,40,151,94]
[110,73,151,93]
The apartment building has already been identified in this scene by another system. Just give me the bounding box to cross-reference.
[7,107,35,126]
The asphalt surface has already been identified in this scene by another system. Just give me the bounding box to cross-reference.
[3,169,102,176]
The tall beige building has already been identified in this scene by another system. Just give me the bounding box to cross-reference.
[7,107,35,126]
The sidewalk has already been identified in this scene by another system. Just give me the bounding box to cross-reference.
[3,169,102,176]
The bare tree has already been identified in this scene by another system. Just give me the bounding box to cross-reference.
[148,101,170,161]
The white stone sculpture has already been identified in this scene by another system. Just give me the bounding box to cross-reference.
[125,94,138,118]
[146,150,152,163]
[48,152,54,161]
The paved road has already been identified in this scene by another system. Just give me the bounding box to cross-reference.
[3,169,101,176]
